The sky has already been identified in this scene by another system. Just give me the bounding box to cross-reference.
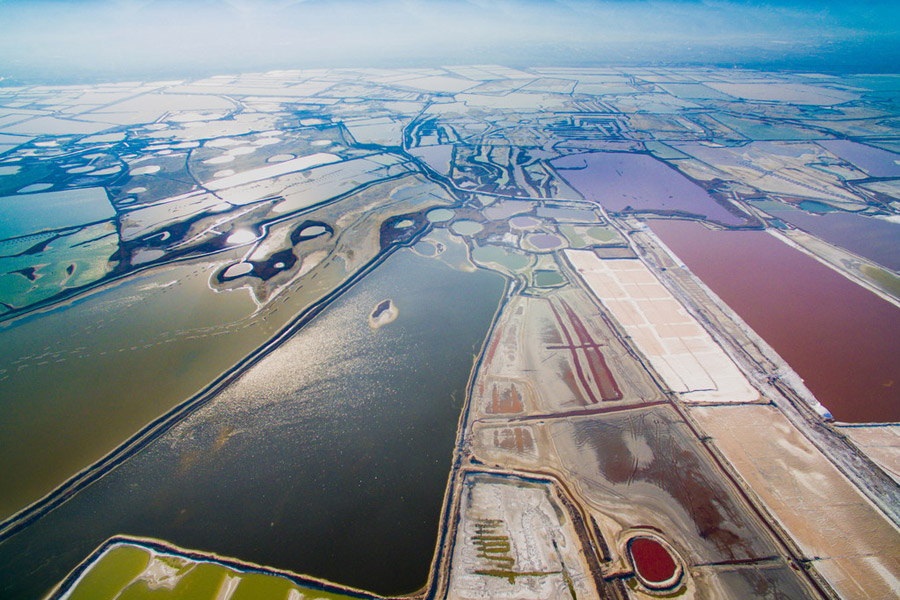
[1,0,898,82]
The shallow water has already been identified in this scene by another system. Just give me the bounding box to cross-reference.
[0,249,505,599]
[0,252,269,519]
[528,233,565,249]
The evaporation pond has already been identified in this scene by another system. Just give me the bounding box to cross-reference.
[472,245,530,270]
[0,187,114,239]
[0,249,505,600]
[818,140,900,177]
[426,208,454,223]
[650,220,900,423]
[533,270,565,287]
[527,233,565,250]
[771,209,900,271]
[552,152,744,225]
[450,220,483,235]
[629,537,677,585]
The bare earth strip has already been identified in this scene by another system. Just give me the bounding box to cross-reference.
[692,404,900,599]
[838,426,900,486]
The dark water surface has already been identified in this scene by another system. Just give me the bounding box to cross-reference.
[0,250,505,599]
[651,220,900,423]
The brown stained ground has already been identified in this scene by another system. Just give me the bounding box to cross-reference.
[519,288,665,414]
[492,427,535,455]
[489,383,525,415]
[691,404,900,599]
[484,326,503,366]
[474,423,544,467]
[548,405,780,565]
[473,287,664,420]
[690,563,822,599]
[473,422,549,470]
[468,421,823,600]
[539,315,564,346]
[560,367,590,408]
[463,286,825,598]
[548,298,623,403]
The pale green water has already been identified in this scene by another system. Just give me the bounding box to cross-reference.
[62,543,366,600]
[471,244,531,271]
[426,208,454,222]
[0,251,271,519]
[450,220,483,235]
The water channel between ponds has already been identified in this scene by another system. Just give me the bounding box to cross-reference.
[650,219,900,423]
[0,249,506,599]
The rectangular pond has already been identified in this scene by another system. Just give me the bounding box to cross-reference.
[650,220,900,423]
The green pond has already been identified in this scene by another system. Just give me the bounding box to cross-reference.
[471,244,531,271]
[426,208,454,223]
[450,220,483,235]
[533,270,566,287]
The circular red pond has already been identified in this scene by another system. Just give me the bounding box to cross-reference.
[628,537,677,586]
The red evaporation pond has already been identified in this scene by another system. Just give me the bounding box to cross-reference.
[650,220,900,423]
[629,537,677,584]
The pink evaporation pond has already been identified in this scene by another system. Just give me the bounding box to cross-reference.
[629,537,677,585]
[552,152,745,226]
[650,220,900,423]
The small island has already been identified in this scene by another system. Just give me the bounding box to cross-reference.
[368,298,398,330]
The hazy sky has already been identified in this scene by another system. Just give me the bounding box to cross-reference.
[1,0,898,81]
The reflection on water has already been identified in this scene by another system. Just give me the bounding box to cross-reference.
[0,250,505,599]
[0,251,270,519]
[650,220,900,423]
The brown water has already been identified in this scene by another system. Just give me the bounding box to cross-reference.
[651,220,900,423]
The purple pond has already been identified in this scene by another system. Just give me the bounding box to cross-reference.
[772,209,900,271]
[528,233,565,249]
[552,152,745,226]
[818,140,900,178]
